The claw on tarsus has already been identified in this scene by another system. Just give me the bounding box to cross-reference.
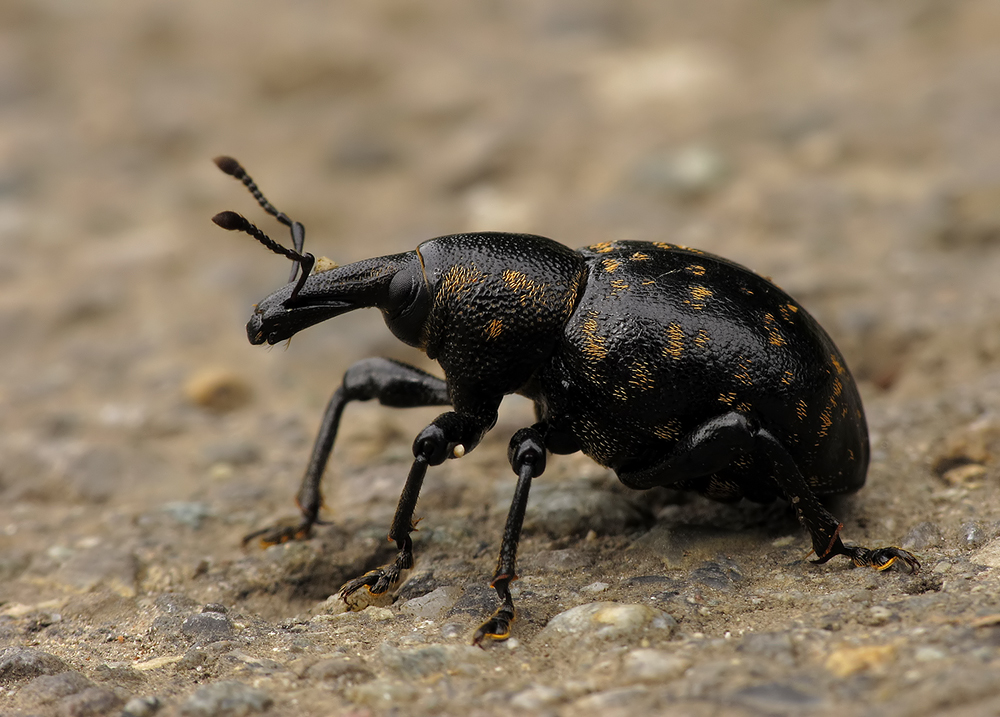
[472,575,517,646]
[849,546,921,572]
[472,606,515,646]
[811,539,920,573]
[242,518,314,547]
[340,567,401,600]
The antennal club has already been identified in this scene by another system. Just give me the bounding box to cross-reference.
[212,210,315,307]
[213,156,307,284]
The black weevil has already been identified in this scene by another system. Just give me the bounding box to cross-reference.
[212,157,919,643]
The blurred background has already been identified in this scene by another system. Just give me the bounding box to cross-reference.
[2,0,1000,709]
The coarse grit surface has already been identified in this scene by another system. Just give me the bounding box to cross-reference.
[2,2,1000,715]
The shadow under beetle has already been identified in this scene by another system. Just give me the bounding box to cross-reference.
[212,157,919,644]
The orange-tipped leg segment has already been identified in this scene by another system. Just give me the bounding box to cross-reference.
[823,544,920,572]
[473,575,516,644]
[473,426,546,645]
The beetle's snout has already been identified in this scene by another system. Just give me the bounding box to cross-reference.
[246,311,267,345]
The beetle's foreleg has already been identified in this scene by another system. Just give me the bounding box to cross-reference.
[340,408,499,607]
[243,358,449,547]
[340,452,429,604]
[474,426,547,645]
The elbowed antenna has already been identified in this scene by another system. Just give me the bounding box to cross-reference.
[213,156,307,284]
[212,210,315,307]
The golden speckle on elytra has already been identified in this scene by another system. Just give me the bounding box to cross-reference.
[485,318,503,339]
[664,322,684,360]
[685,285,713,310]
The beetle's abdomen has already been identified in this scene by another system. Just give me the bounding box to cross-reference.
[536,241,868,499]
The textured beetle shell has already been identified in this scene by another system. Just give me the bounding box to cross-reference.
[531,240,868,503]
[413,234,868,506]
[416,233,586,417]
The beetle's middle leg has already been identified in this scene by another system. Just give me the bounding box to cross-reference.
[617,412,918,572]
[243,357,450,546]
[473,425,547,645]
[340,407,499,607]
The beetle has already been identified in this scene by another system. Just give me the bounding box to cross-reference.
[212,156,919,644]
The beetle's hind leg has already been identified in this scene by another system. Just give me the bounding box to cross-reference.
[754,429,920,573]
[615,413,918,573]
[474,426,547,645]
[243,358,450,547]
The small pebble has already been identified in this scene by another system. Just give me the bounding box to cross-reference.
[732,682,822,713]
[346,679,419,709]
[863,605,895,626]
[620,649,690,684]
[941,463,987,486]
[379,643,487,680]
[962,521,989,547]
[691,559,742,592]
[316,595,350,615]
[0,648,69,683]
[570,686,653,712]
[60,686,124,716]
[123,696,163,717]
[971,537,1000,568]
[825,644,896,678]
[177,649,209,671]
[396,571,438,600]
[914,646,946,662]
[510,685,565,710]
[184,369,252,413]
[531,548,592,571]
[180,681,273,716]
[305,656,374,685]
[933,561,952,574]
[181,612,233,643]
[380,644,452,679]
[738,632,795,665]
[18,671,92,704]
[134,655,185,672]
[363,606,394,622]
[582,581,609,594]
[902,521,943,551]
[399,586,462,620]
[535,602,676,650]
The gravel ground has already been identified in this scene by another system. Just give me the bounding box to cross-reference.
[3,1,1000,715]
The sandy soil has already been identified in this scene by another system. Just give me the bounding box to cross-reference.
[3,1,1000,715]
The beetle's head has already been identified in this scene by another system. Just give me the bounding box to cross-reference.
[246,252,430,347]
[212,157,431,348]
